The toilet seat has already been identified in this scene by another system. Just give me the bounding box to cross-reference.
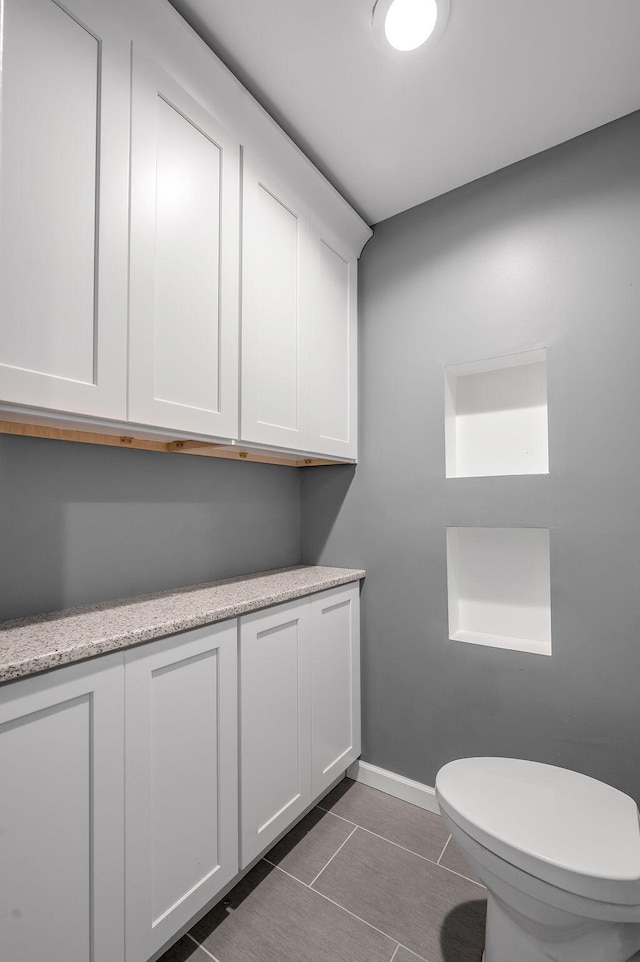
[436,757,640,905]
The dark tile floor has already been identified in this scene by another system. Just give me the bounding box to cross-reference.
[159,778,487,962]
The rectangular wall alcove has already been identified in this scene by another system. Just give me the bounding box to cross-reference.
[447,526,552,656]
[445,349,549,478]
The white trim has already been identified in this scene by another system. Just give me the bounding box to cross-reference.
[346,760,440,815]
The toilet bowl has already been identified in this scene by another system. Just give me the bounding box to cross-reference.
[435,758,640,962]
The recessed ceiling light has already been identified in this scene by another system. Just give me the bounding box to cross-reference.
[372,0,450,54]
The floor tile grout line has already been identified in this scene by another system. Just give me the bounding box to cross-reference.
[188,887,431,962]
[264,858,401,949]
[400,946,433,962]
[436,859,485,888]
[315,803,358,829]
[393,944,433,962]
[314,819,484,888]
[185,854,441,962]
[353,823,455,869]
[184,823,478,962]
[186,931,221,962]
[311,883,406,950]
[308,823,359,887]
[262,855,298,877]
[316,804,458,871]
[436,834,452,864]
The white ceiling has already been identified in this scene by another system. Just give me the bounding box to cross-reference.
[169,0,640,225]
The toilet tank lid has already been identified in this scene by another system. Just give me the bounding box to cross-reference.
[435,757,640,905]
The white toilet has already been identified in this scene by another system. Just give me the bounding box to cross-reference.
[435,757,640,962]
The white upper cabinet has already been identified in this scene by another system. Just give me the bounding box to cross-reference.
[241,155,310,450]
[241,154,359,458]
[128,51,240,437]
[0,0,129,419]
[0,0,370,457]
[309,224,358,459]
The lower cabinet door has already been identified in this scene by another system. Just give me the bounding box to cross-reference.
[124,622,238,962]
[239,599,311,868]
[0,654,125,962]
[310,584,361,797]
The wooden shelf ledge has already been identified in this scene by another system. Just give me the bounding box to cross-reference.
[0,420,343,468]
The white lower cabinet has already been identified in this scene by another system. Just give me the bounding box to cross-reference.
[240,583,361,868]
[0,654,125,962]
[0,582,360,962]
[239,599,312,867]
[310,584,361,797]
[124,621,238,962]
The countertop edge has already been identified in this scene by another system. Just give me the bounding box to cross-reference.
[0,567,365,685]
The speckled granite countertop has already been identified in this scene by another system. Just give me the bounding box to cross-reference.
[0,565,365,684]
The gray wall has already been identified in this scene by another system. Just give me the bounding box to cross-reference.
[301,112,640,799]
[0,434,300,621]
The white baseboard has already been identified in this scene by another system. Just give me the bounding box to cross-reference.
[346,759,440,815]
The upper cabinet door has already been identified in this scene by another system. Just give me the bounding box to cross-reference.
[241,154,310,450]
[309,224,358,459]
[128,52,240,438]
[0,0,129,419]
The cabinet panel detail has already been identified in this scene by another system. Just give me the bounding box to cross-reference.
[310,584,361,796]
[240,600,311,867]
[150,649,221,922]
[153,99,222,412]
[0,696,92,960]
[249,622,302,827]
[0,0,129,417]
[241,157,310,448]
[0,655,124,962]
[252,187,300,429]
[309,234,355,456]
[128,52,239,437]
[1,0,97,382]
[125,622,238,962]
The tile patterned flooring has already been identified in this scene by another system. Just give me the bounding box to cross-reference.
[159,778,487,962]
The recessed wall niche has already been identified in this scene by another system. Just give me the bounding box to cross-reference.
[446,526,552,656]
[444,349,548,478]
